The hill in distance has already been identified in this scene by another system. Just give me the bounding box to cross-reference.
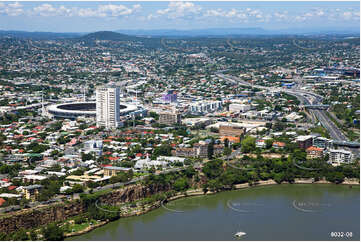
[79,31,137,41]
[0,30,81,39]
[116,28,270,37]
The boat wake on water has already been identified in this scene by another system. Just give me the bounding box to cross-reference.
[234,231,247,239]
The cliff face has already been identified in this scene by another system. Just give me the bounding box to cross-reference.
[99,183,171,205]
[0,200,85,234]
[0,183,171,234]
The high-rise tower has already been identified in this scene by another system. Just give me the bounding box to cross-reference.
[96,85,121,129]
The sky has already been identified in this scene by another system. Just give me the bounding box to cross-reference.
[0,1,359,32]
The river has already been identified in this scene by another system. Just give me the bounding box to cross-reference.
[68,184,360,241]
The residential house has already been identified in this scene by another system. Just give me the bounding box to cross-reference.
[306,146,324,159]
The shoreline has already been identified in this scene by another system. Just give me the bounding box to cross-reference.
[65,178,359,239]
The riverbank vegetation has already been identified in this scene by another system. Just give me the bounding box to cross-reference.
[0,157,358,241]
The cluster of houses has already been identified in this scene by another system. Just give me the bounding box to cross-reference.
[256,134,353,165]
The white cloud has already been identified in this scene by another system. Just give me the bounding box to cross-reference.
[33,4,58,17]
[225,9,237,18]
[97,4,133,17]
[274,12,288,21]
[0,1,23,16]
[316,10,325,16]
[156,2,202,19]
[28,3,141,18]
[204,9,226,17]
[8,2,22,9]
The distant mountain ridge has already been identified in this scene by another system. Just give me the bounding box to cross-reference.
[0,28,359,40]
[0,30,81,39]
[115,27,360,37]
[115,27,271,37]
[79,31,139,41]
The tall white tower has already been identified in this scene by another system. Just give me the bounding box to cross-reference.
[96,85,121,129]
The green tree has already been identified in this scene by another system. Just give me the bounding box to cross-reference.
[207,179,222,192]
[71,184,84,193]
[173,177,189,192]
[274,173,284,184]
[265,139,273,149]
[12,228,29,241]
[223,147,232,156]
[42,223,64,241]
[202,159,223,179]
[29,230,38,241]
[241,136,256,153]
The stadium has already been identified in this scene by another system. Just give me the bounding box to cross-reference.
[47,102,139,119]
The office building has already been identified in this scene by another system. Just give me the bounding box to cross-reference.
[162,90,177,103]
[295,135,313,149]
[96,85,121,129]
[159,112,181,126]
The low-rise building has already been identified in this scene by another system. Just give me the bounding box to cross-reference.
[329,149,353,165]
[313,137,332,149]
[22,175,47,184]
[103,166,132,177]
[272,141,285,149]
[219,124,246,137]
[214,144,225,156]
[172,147,196,157]
[295,135,313,149]
[22,185,43,201]
[306,146,324,159]
[229,103,251,113]
[220,136,240,144]
[256,139,266,148]
[194,142,208,158]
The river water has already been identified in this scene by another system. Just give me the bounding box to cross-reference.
[69,184,360,241]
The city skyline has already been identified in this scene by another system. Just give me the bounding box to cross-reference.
[0,1,359,32]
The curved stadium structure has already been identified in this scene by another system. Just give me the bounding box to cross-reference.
[47,102,138,119]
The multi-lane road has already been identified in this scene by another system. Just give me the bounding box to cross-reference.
[216,73,359,155]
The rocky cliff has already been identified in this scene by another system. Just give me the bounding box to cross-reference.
[0,183,171,234]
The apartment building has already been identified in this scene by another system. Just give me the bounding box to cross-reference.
[329,149,353,165]
[96,85,121,129]
[159,112,181,125]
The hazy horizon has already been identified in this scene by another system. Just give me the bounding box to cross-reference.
[0,1,359,33]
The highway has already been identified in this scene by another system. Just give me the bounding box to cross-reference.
[216,73,359,155]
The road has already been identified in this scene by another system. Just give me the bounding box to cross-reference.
[216,73,359,155]
[90,167,187,193]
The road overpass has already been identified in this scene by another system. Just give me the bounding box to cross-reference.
[216,73,359,153]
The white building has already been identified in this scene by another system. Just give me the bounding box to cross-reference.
[134,156,185,170]
[285,112,303,122]
[229,103,251,113]
[328,149,353,165]
[96,85,121,129]
[189,100,222,114]
[83,140,103,155]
